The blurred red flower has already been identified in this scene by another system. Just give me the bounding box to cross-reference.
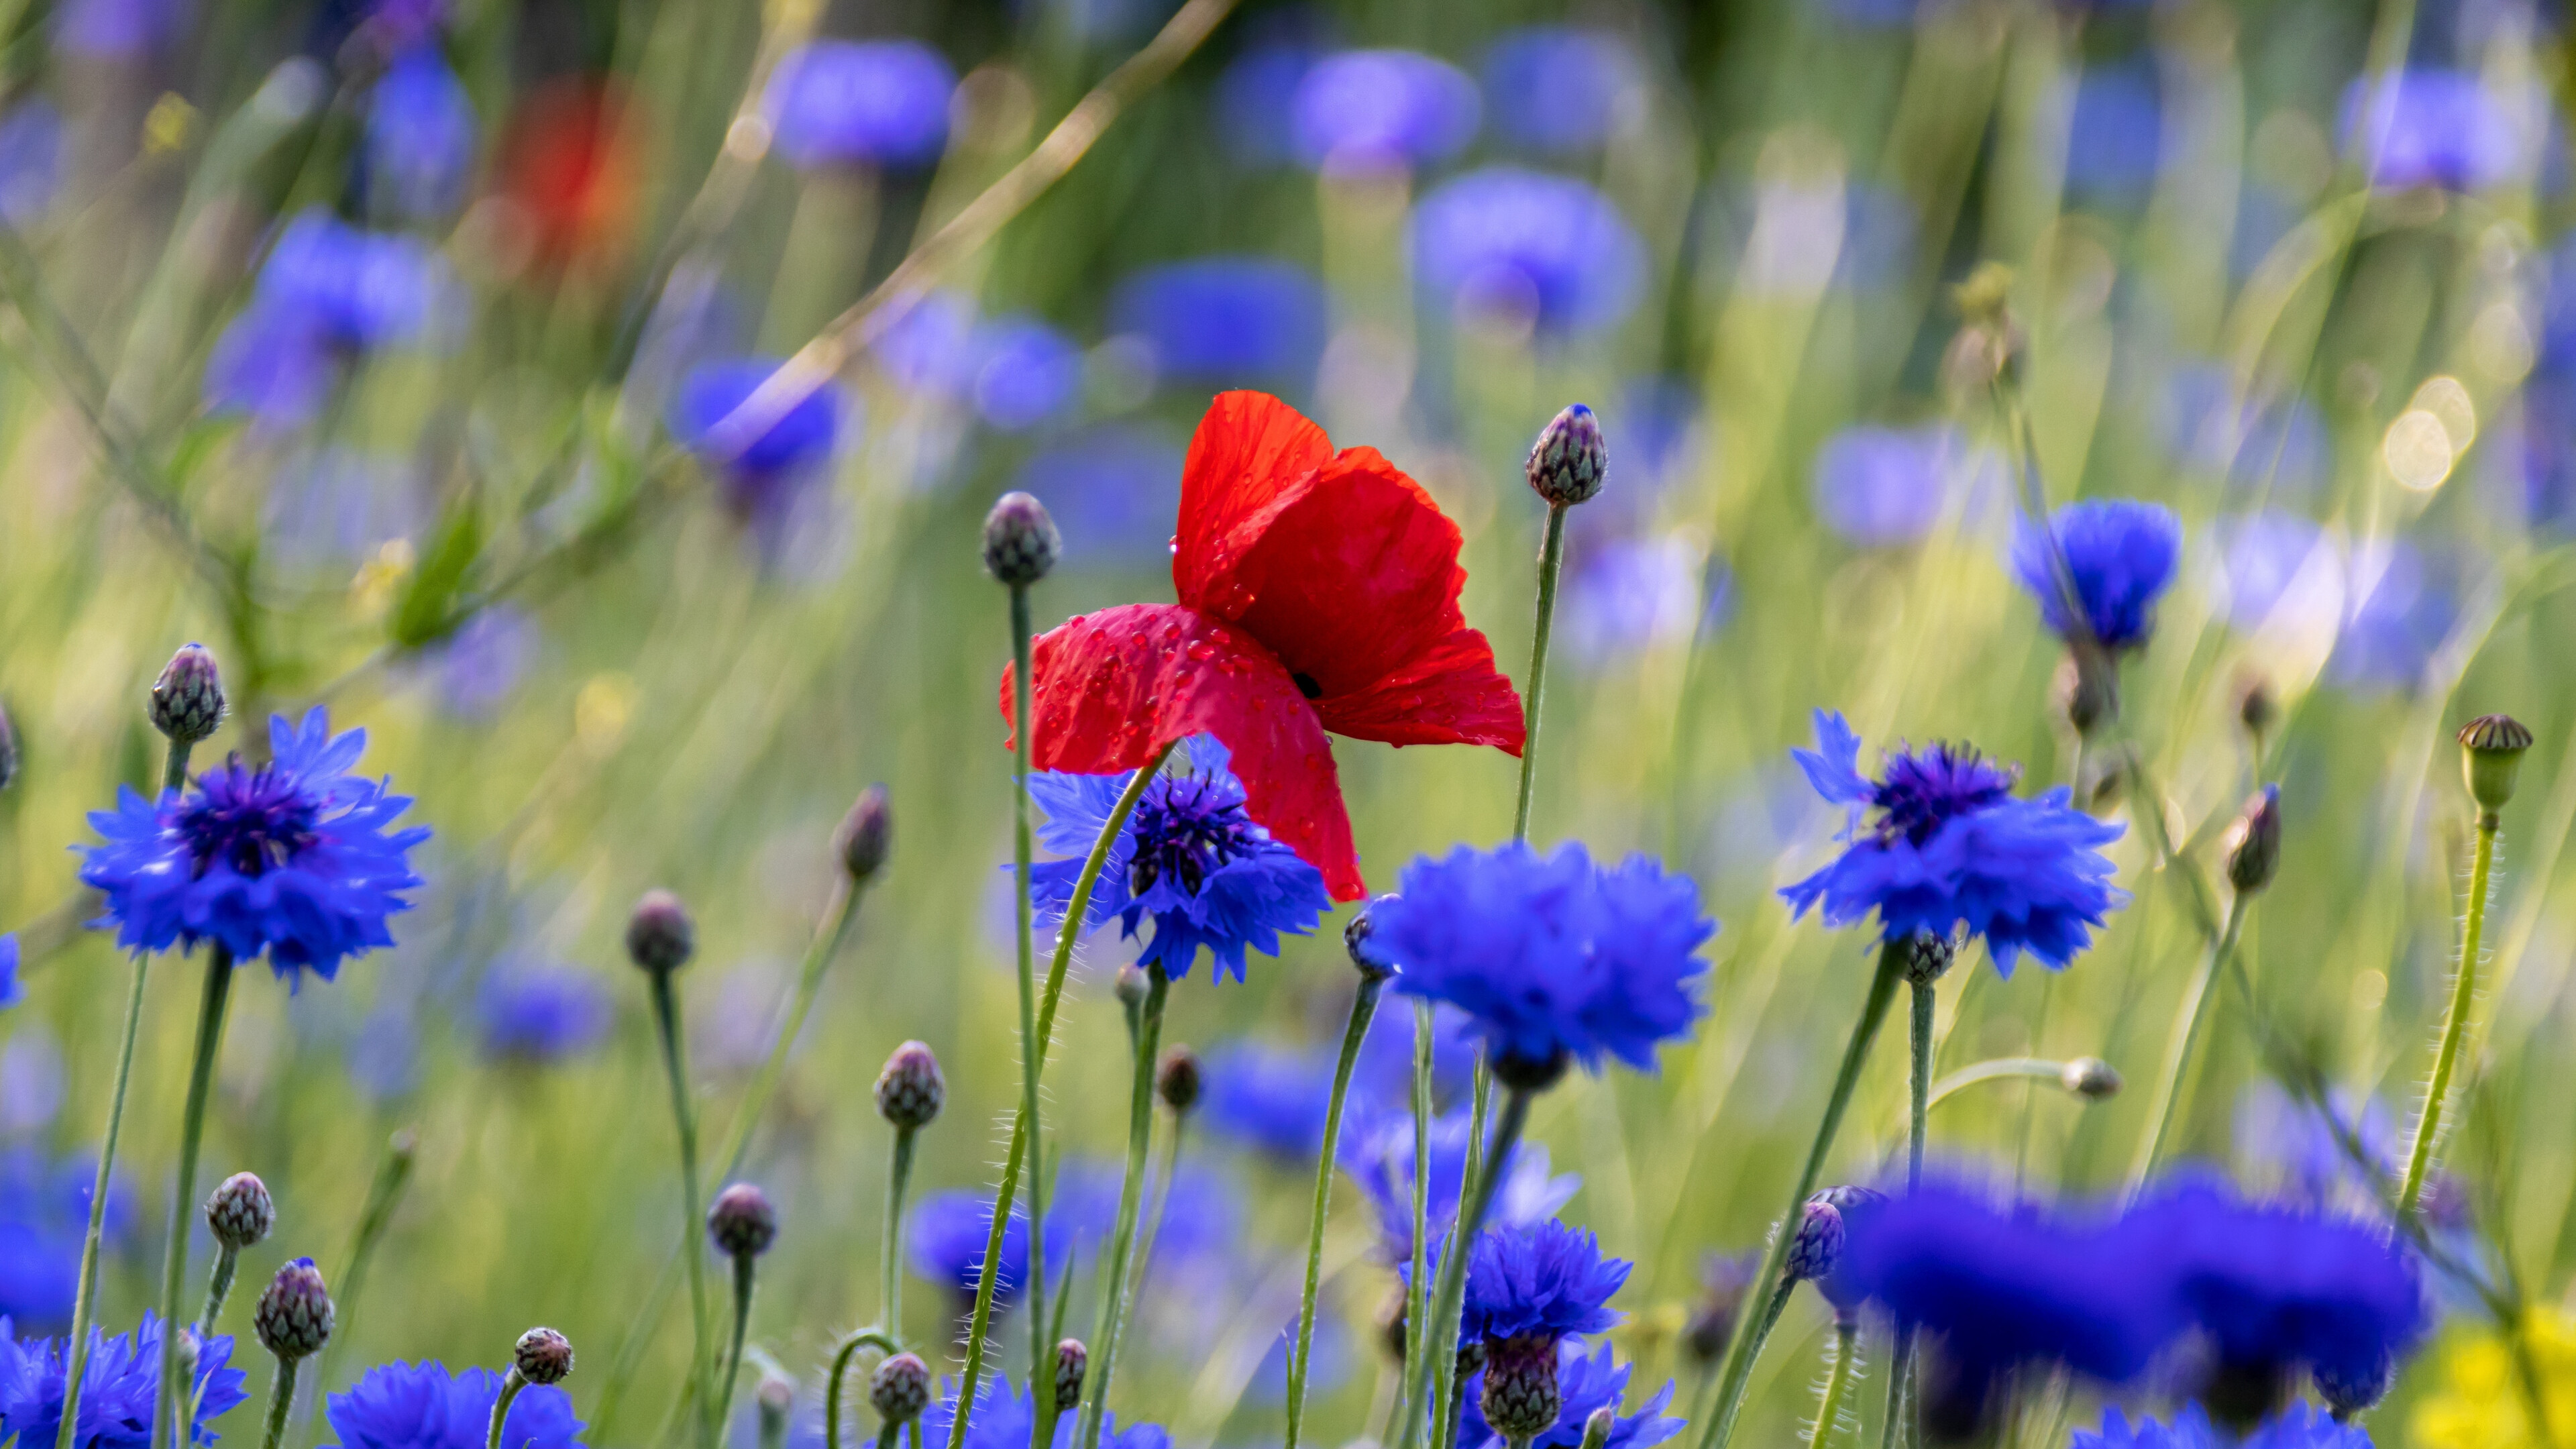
[496,78,639,271]
[1001,391,1525,901]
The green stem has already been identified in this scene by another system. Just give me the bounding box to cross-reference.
[1881,975,1936,1448]
[260,1357,300,1449]
[2126,896,2249,1200]
[716,1254,757,1438]
[153,946,235,1449]
[822,1331,900,1449]
[881,1127,916,1340]
[1426,1063,1497,1449]
[1875,1337,1909,1449]
[1698,943,1907,1449]
[2400,813,2500,1218]
[1075,966,1172,1449]
[1805,1324,1860,1449]
[485,1368,527,1449]
[1512,503,1568,843]
[1395,1089,1533,1449]
[1385,1000,1436,1442]
[1010,582,1051,1411]
[52,949,150,1449]
[1925,1060,2067,1111]
[647,969,712,1449]
[946,743,1173,1449]
[1283,977,1385,1449]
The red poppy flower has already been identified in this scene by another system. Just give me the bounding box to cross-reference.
[1001,391,1525,901]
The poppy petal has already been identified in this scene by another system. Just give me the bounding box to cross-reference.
[1001,602,1365,901]
[1173,390,1336,616]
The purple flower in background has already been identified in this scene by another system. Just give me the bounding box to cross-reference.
[1290,50,1479,171]
[322,1360,583,1449]
[2059,64,2163,205]
[0,1146,138,1333]
[0,103,62,225]
[364,50,476,219]
[0,1315,247,1449]
[668,357,850,526]
[1479,28,1642,154]
[2330,541,2456,694]
[1342,1106,1576,1262]
[918,1378,1167,1449]
[2077,1403,2370,1449]
[967,317,1082,431]
[765,40,956,170]
[907,1188,1029,1304]
[2161,367,2329,500]
[1216,17,1330,166]
[54,0,185,59]
[0,934,17,1009]
[1350,1000,1479,1108]
[207,212,449,427]
[2008,499,2184,651]
[1455,1341,1682,1449]
[349,1003,418,1102]
[1812,424,1970,548]
[873,290,979,395]
[2341,68,2530,191]
[1609,377,1705,502]
[425,606,536,719]
[1007,425,1184,569]
[1107,258,1328,390]
[1562,536,1728,661]
[1413,168,1647,337]
[1248,1310,1351,1403]
[261,450,423,567]
[1203,1040,1336,1160]
[474,965,611,1066]
[2233,1081,2395,1209]
[2216,511,2336,629]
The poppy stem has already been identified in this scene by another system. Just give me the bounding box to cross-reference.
[1283,975,1385,1449]
[1076,963,1172,1449]
[822,1331,900,1449]
[53,945,151,1449]
[645,965,713,1449]
[1699,940,1906,1449]
[1513,502,1569,845]
[948,743,1173,1449]
[2399,809,2500,1219]
[1805,1322,1861,1449]
[2125,894,2249,1201]
[153,943,235,1449]
[1008,580,1055,1419]
[1395,1087,1532,1449]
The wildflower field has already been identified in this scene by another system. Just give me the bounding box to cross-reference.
[4,1,2575,1448]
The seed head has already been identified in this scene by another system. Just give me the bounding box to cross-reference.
[1155,1046,1201,1115]
[1525,404,1606,508]
[835,785,892,882]
[254,1257,334,1361]
[875,1040,945,1130]
[982,492,1061,586]
[514,1327,574,1385]
[1477,1334,1563,1442]
[1052,1338,1088,1412]
[1783,1199,1844,1284]
[205,1172,275,1250]
[2059,1057,2122,1099]
[150,643,226,746]
[869,1353,930,1425]
[1344,895,1397,979]
[2459,714,2534,813]
[708,1182,779,1258]
[625,890,696,975]
[2224,785,2282,896]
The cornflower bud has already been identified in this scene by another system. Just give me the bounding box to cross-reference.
[1478,1334,1562,1442]
[758,1373,794,1444]
[870,1353,930,1425]
[150,643,226,746]
[2459,714,2534,814]
[2059,1057,2122,1099]
[1783,1199,1844,1284]
[875,1041,945,1130]
[1155,1046,1201,1115]
[982,492,1061,586]
[1052,1338,1087,1412]
[708,1183,778,1258]
[206,1172,275,1250]
[835,785,892,882]
[1579,1407,1615,1449]
[1899,929,1955,987]
[625,891,695,974]
[1525,404,1606,508]
[1114,965,1149,1010]
[254,1258,334,1361]
[1345,895,1397,979]
[514,1327,574,1385]
[1682,1254,1756,1369]
[2224,785,2282,896]
[2237,672,2277,741]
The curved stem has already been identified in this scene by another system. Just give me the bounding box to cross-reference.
[153,945,235,1449]
[1010,582,1051,1411]
[1699,942,1906,1449]
[881,1127,916,1341]
[484,1368,527,1449]
[1925,1060,2066,1112]
[2127,896,2249,1200]
[947,743,1173,1449]
[52,949,150,1449]
[260,1357,301,1449]
[822,1332,901,1449]
[716,1253,757,1439]
[200,1247,241,1335]
[1512,503,1568,843]
[1283,978,1385,1449]
[2400,814,2500,1218]
[1395,1089,1532,1449]
[1075,966,1172,1449]
[647,969,712,1449]
[1805,1324,1860,1449]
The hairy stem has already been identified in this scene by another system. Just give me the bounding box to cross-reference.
[1513,504,1568,843]
[822,1331,900,1449]
[260,1357,301,1449]
[1283,978,1384,1449]
[2400,813,2500,1218]
[485,1368,527,1449]
[881,1127,916,1341]
[1806,1324,1861,1449]
[715,1254,757,1438]
[1010,582,1051,1413]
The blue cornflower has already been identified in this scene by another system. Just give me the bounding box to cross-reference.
[79,708,430,985]
[205,212,449,427]
[2010,500,2184,651]
[667,357,850,526]
[1350,1001,1480,1108]
[2077,1403,2370,1449]
[1215,22,1326,166]
[1203,1040,1336,1161]
[1007,427,1185,571]
[0,1314,248,1449]
[917,1378,1167,1449]
[1455,1341,1683,1449]
[1413,168,1646,337]
[1342,1107,1578,1263]
[1026,736,1331,983]
[2341,68,2530,193]
[906,1189,1028,1305]
[1371,842,1711,1082]
[474,965,611,1065]
[1780,710,2127,976]
[322,1360,584,1449]
[423,606,536,720]
[364,50,476,219]
[52,0,182,60]
[1479,28,1640,155]
[966,318,1081,432]
[0,102,61,225]
[765,40,956,170]
[1458,1218,1628,1346]
[1560,535,1727,662]
[1811,424,1968,549]
[1107,258,1328,390]
[1289,50,1479,171]
[2330,541,2457,696]
[0,1148,136,1333]
[2059,64,2163,206]
[0,934,16,1009]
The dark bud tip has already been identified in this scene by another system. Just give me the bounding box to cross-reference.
[1052,1338,1088,1412]
[1525,404,1606,508]
[206,1171,275,1250]
[1682,1253,1756,1369]
[2459,714,2534,812]
[875,1040,945,1130]
[1784,1199,1845,1284]
[625,890,696,974]
[869,1353,931,1425]
[2055,650,2117,737]
[254,1257,334,1361]
[707,1182,779,1258]
[150,643,226,747]
[513,1327,574,1385]
[1155,1045,1202,1114]
[1478,1335,1564,1442]
[1490,1046,1571,1094]
[835,785,892,882]
[1344,895,1398,980]
[1376,1286,1409,1363]
[2224,784,2282,896]
[1899,929,1955,987]
[2237,672,2277,738]
[2059,1057,2122,1099]
[981,491,1062,586]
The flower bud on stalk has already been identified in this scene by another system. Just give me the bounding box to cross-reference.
[254,1258,333,1362]
[1345,894,1398,979]
[150,643,226,747]
[1783,1200,1845,1285]
[708,1183,779,1259]
[981,492,1061,586]
[2458,714,2534,816]
[835,785,892,883]
[1525,405,1606,508]
[2224,786,2282,896]
[2059,1057,2122,1099]
[1155,1046,1201,1115]
[757,1371,794,1449]
[875,1041,945,1130]
[2237,672,2277,742]
[869,1353,930,1426]
[200,1171,275,1333]
[514,1327,574,1385]
[1052,1338,1088,1413]
[625,891,696,975]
